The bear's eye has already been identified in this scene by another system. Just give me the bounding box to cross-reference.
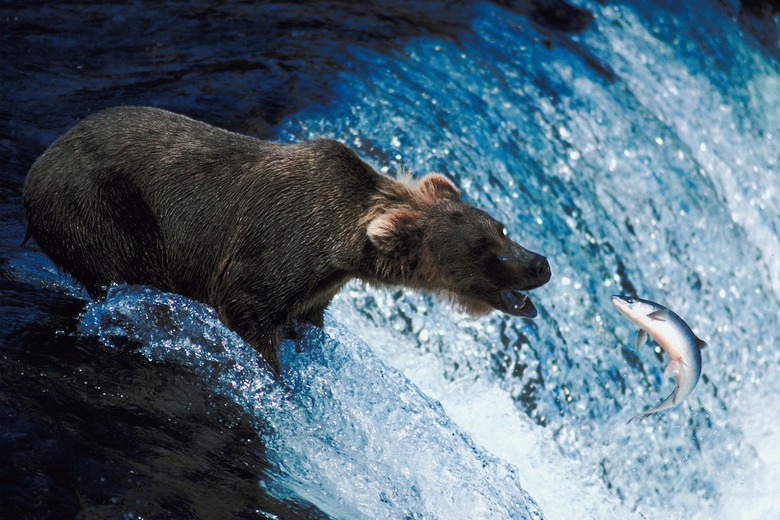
[494,223,507,238]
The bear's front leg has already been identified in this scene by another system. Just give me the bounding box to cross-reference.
[298,305,326,328]
[215,287,284,372]
[246,325,282,373]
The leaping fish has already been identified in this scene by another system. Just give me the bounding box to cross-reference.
[611,295,707,423]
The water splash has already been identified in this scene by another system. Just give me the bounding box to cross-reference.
[8,0,778,518]
[279,1,780,517]
[78,285,544,519]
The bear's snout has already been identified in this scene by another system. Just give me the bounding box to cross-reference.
[525,254,552,290]
[492,247,550,318]
[501,241,551,291]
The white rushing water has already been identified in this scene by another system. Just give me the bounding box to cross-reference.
[18,0,779,518]
[78,286,545,519]
[276,1,780,517]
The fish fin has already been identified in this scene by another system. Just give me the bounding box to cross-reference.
[627,408,657,424]
[696,337,708,350]
[634,330,648,349]
[671,383,682,405]
[648,309,670,322]
[663,359,682,378]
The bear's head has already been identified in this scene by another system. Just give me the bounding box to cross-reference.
[367,173,551,318]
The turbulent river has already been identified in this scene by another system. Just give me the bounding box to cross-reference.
[1,1,778,518]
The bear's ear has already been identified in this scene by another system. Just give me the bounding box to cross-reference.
[415,173,460,202]
[367,209,425,256]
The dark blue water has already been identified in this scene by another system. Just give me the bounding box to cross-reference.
[2,1,779,518]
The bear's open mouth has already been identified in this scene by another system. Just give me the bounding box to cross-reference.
[500,289,538,318]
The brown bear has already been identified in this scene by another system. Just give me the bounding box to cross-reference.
[23,107,551,369]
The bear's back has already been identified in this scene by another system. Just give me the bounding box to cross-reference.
[23,107,381,299]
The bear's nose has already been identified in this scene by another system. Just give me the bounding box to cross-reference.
[530,256,552,285]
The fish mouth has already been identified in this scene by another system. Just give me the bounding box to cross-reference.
[610,295,633,319]
[500,289,538,318]
[610,295,627,308]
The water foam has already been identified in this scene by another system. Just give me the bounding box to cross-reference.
[278,1,780,517]
[78,285,544,519]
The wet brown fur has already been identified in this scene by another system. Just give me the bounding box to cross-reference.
[23,107,550,370]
